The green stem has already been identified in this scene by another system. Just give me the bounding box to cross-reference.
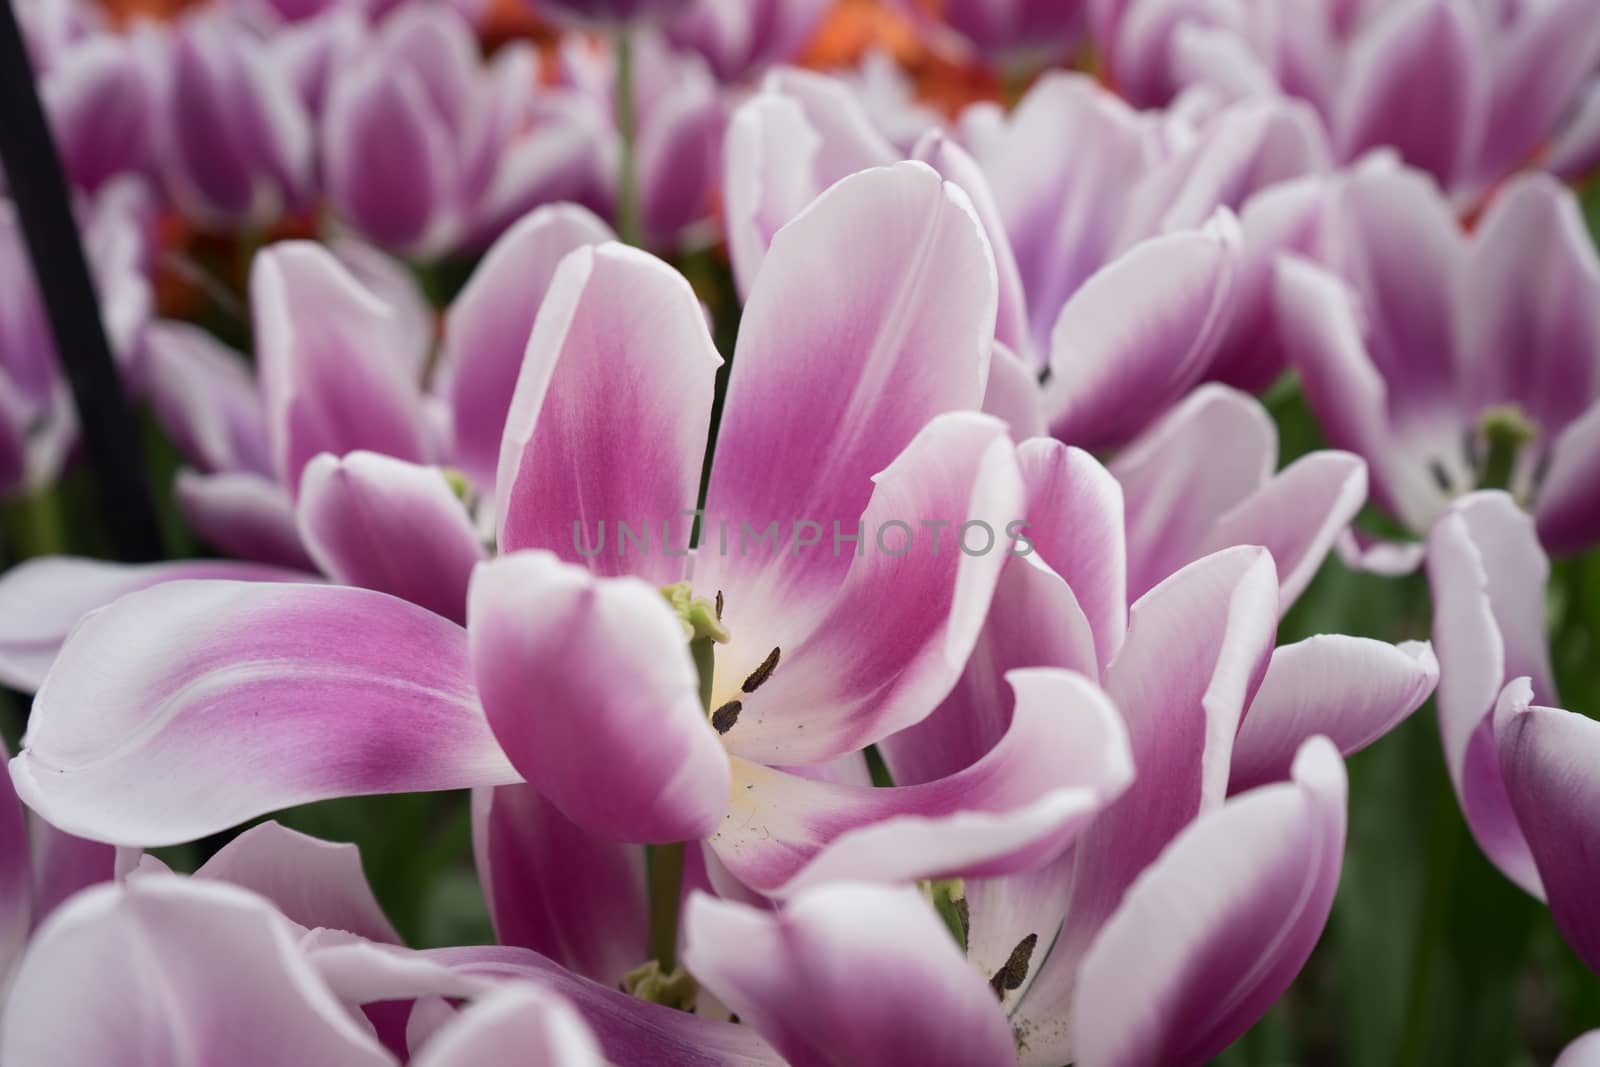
[690,634,715,713]
[1395,767,1464,1067]
[647,841,685,970]
[613,30,640,247]
[6,484,66,559]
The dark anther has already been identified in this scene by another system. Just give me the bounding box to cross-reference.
[714,590,724,620]
[1428,459,1454,493]
[989,933,1038,1000]
[711,700,743,734]
[954,898,971,953]
[741,647,781,693]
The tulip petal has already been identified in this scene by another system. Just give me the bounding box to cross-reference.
[444,204,612,491]
[194,822,400,944]
[1071,737,1347,1067]
[1495,683,1600,967]
[1019,437,1128,668]
[1428,491,1554,894]
[297,452,484,625]
[411,983,602,1067]
[1537,401,1600,555]
[495,244,719,586]
[698,161,997,620]
[142,320,271,478]
[1045,214,1240,448]
[982,341,1046,441]
[252,242,429,491]
[1556,1031,1600,1067]
[1231,636,1437,792]
[14,582,517,846]
[175,469,319,571]
[1333,0,1484,186]
[471,784,647,985]
[0,738,29,993]
[0,556,312,693]
[713,668,1132,896]
[1112,384,1275,601]
[0,877,392,1067]
[711,413,1023,766]
[1475,0,1600,186]
[682,883,1018,1067]
[468,552,731,844]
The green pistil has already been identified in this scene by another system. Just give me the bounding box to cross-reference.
[621,959,698,1011]
[1476,404,1538,495]
[923,878,969,952]
[661,582,728,712]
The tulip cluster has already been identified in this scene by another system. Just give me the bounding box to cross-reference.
[1,0,1599,1064]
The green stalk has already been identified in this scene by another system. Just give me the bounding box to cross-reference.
[614,30,640,247]
[6,484,66,559]
[1395,767,1464,1066]
[647,841,686,970]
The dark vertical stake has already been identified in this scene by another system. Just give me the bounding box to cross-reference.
[0,0,163,562]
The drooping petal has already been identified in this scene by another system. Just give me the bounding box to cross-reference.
[1495,682,1600,967]
[681,883,1018,1067]
[1045,213,1241,448]
[14,582,517,846]
[1333,0,1485,187]
[1070,737,1347,1067]
[411,983,602,1067]
[1018,437,1128,669]
[0,877,393,1067]
[1460,173,1600,443]
[443,204,612,491]
[711,413,1022,767]
[194,821,400,944]
[1428,491,1554,895]
[175,469,319,571]
[252,241,429,492]
[1112,384,1275,601]
[0,556,312,693]
[698,161,998,618]
[494,244,719,586]
[297,452,484,625]
[713,668,1132,896]
[1231,636,1437,792]
[467,552,731,844]
[471,784,647,986]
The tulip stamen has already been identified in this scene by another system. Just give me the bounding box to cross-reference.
[990,933,1038,1000]
[711,700,743,734]
[741,647,781,693]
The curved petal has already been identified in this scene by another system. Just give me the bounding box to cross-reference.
[494,243,719,586]
[175,469,318,571]
[14,582,516,846]
[0,556,313,693]
[1333,0,1484,187]
[471,784,647,986]
[0,738,29,993]
[142,320,271,477]
[251,241,429,491]
[28,818,122,926]
[1045,213,1241,448]
[0,877,393,1067]
[411,983,602,1067]
[682,883,1017,1067]
[1334,527,1427,577]
[1460,173,1600,440]
[1231,636,1437,793]
[982,341,1046,441]
[1200,449,1368,610]
[443,204,613,491]
[194,821,400,944]
[711,413,1023,766]
[1475,0,1600,186]
[1536,400,1600,555]
[912,129,1034,367]
[1555,1030,1600,1067]
[1019,437,1128,669]
[1112,384,1275,602]
[1495,684,1600,967]
[698,161,998,618]
[297,452,484,625]
[1428,491,1554,895]
[880,553,1100,786]
[713,668,1132,896]
[1071,737,1347,1067]
[467,552,731,844]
